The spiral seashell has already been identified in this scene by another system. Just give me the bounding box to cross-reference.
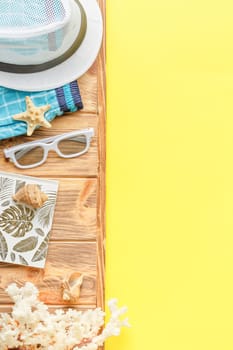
[12,184,48,209]
[62,272,84,302]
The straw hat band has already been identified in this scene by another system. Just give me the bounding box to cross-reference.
[0,0,87,74]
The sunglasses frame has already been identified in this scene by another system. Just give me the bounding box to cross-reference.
[3,128,94,169]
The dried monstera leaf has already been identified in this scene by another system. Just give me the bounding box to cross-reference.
[0,205,35,237]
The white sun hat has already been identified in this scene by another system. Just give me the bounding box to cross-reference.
[0,0,103,91]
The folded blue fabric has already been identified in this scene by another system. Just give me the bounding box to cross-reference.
[0,81,83,140]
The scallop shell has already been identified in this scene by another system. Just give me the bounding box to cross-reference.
[13,184,48,209]
[62,272,84,302]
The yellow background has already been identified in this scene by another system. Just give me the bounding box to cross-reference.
[106,0,233,349]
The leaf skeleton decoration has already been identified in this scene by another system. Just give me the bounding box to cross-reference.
[13,236,38,253]
[32,233,50,262]
[0,204,35,237]
[37,191,57,228]
[0,177,14,203]
[1,200,10,207]
[0,174,58,267]
[15,180,26,194]
[0,231,8,260]
[19,255,28,265]
[35,228,45,237]
[11,252,16,262]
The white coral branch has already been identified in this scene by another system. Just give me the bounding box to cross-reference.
[0,283,129,350]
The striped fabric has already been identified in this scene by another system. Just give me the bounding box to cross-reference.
[0,81,83,140]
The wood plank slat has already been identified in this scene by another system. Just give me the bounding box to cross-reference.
[51,178,97,241]
[0,242,96,305]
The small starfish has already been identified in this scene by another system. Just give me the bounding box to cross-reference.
[13,96,51,136]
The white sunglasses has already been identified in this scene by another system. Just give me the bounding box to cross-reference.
[4,128,94,169]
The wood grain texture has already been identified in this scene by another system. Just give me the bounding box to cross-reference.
[0,242,96,305]
[51,178,97,240]
[79,62,98,114]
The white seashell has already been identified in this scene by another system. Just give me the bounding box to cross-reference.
[62,272,84,302]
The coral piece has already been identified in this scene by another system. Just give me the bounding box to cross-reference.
[13,96,51,136]
[62,272,84,302]
[0,282,129,350]
[13,184,48,209]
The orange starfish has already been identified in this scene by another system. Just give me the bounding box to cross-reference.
[13,96,51,136]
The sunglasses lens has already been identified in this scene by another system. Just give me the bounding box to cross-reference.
[15,146,44,167]
[58,135,87,156]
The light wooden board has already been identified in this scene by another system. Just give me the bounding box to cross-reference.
[0,0,105,317]
[0,242,96,305]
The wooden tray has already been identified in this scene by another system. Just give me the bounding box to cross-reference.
[0,0,105,313]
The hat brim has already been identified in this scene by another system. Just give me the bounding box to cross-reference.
[0,0,103,92]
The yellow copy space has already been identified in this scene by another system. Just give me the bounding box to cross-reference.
[106,0,233,349]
